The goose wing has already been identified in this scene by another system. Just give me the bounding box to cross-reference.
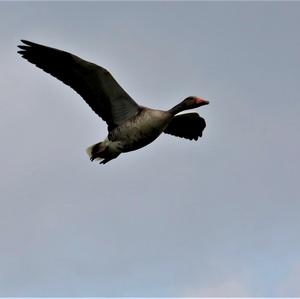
[164,113,206,141]
[18,40,140,130]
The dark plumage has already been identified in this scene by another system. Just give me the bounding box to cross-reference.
[18,40,209,164]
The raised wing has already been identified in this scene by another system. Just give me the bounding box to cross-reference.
[18,40,140,130]
[164,113,206,141]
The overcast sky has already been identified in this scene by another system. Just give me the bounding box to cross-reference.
[1,1,300,297]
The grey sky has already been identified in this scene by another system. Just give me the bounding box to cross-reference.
[1,1,300,297]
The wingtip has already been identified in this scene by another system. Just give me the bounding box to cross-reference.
[18,45,28,50]
[18,40,30,53]
[18,40,35,55]
[20,39,32,45]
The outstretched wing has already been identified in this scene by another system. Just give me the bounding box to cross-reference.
[164,113,206,141]
[18,40,140,130]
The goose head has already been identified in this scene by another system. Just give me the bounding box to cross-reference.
[170,96,209,115]
[182,96,209,108]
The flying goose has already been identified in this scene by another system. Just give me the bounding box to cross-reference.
[18,40,209,164]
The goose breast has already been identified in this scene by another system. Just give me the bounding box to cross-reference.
[110,108,171,152]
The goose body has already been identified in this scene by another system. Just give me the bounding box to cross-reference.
[18,40,209,164]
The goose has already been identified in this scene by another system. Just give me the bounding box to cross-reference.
[18,40,209,164]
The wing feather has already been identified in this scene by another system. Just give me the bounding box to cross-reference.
[18,40,140,130]
[164,113,206,141]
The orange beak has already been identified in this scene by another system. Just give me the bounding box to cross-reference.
[195,97,210,106]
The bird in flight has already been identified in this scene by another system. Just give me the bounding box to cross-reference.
[18,40,209,164]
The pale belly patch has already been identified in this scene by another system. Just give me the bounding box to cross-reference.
[110,110,171,153]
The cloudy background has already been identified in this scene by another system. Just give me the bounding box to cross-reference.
[1,1,300,297]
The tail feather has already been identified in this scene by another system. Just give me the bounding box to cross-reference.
[86,140,121,164]
[86,142,105,161]
[86,143,96,159]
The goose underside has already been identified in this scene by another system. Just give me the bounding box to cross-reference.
[121,129,163,152]
[87,109,171,164]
